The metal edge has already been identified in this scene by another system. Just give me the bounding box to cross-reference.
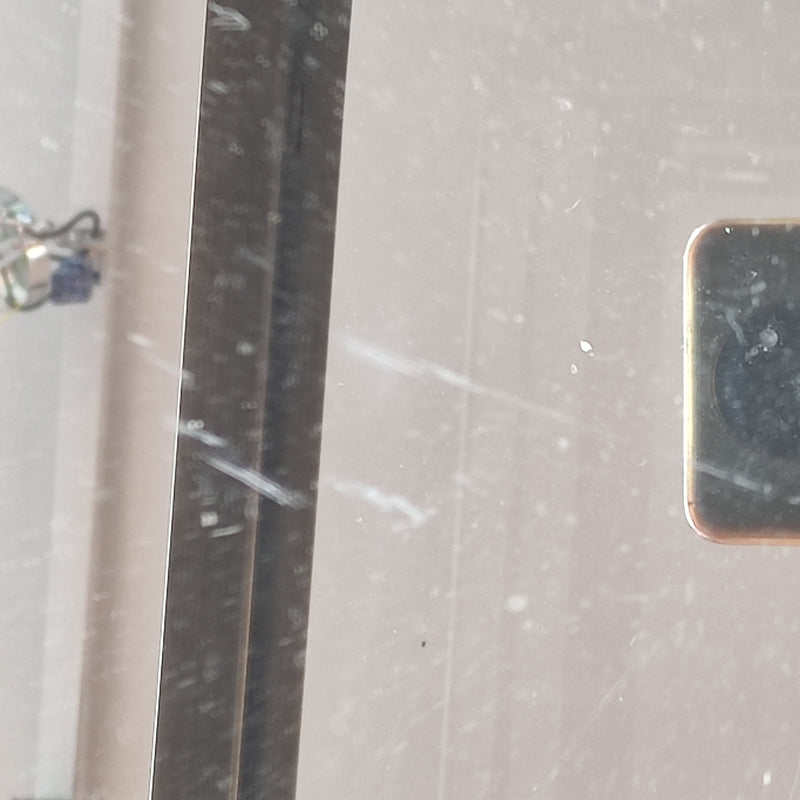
[151,3,351,799]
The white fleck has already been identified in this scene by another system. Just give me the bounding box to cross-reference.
[570,363,579,374]
[565,198,582,213]
[763,771,772,786]
[505,594,530,613]
[557,437,570,451]
[310,21,329,41]
[760,326,778,349]
[207,79,230,95]
[690,32,705,52]
[679,123,707,136]
[126,332,154,349]
[470,74,488,94]
[752,225,761,237]
[201,511,219,528]
[657,157,682,174]
[555,96,573,111]
[40,136,62,152]
[579,339,594,354]
[236,340,255,355]
[512,313,525,324]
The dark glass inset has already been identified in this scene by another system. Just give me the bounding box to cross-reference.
[715,303,800,459]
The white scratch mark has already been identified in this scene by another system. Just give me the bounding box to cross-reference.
[179,421,227,448]
[201,454,308,509]
[719,170,770,185]
[539,648,654,795]
[695,462,768,495]
[207,79,230,95]
[144,353,182,377]
[564,197,582,213]
[723,306,746,345]
[789,747,800,800]
[437,104,487,800]
[789,756,800,800]
[126,332,154,349]
[236,246,272,270]
[329,479,435,529]
[343,336,575,426]
[211,524,245,538]
[209,1,252,31]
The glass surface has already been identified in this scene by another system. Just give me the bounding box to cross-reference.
[0,4,203,798]
[12,1,800,798]
[298,2,800,798]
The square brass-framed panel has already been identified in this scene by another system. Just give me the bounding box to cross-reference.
[685,221,800,544]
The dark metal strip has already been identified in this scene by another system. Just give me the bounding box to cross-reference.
[151,3,351,799]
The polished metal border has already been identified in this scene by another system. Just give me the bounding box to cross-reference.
[151,3,351,799]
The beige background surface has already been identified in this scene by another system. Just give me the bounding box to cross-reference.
[298,2,800,798]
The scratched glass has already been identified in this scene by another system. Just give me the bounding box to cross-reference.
[8,2,800,800]
[296,3,800,798]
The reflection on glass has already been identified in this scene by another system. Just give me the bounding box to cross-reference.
[0,3,203,799]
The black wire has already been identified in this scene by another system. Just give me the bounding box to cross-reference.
[23,209,101,240]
